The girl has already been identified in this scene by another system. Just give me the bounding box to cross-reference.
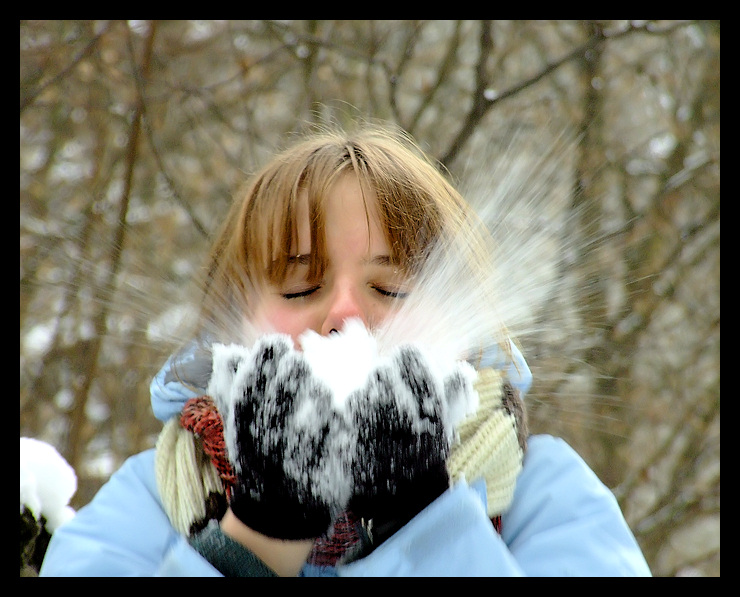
[40,124,651,576]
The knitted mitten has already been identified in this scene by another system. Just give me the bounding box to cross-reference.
[155,331,526,551]
[207,335,354,540]
[447,367,528,518]
[346,345,479,545]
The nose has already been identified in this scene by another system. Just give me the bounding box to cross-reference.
[320,284,368,336]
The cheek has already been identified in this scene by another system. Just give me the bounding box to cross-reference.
[372,304,395,326]
[251,302,317,344]
[365,302,401,335]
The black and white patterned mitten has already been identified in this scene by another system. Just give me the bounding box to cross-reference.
[207,335,354,540]
[347,345,478,545]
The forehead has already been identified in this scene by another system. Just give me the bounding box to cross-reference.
[296,171,385,251]
[264,168,391,284]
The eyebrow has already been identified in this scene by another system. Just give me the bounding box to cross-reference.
[367,255,393,266]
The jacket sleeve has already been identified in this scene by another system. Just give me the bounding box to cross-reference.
[39,450,221,577]
[339,434,651,577]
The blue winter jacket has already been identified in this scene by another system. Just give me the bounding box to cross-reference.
[40,344,651,577]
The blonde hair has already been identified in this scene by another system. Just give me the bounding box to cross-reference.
[197,123,494,341]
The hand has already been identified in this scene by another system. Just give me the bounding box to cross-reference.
[347,345,478,544]
[207,335,354,541]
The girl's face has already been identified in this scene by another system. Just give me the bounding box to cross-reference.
[251,172,409,344]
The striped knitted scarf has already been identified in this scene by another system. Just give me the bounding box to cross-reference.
[155,367,527,567]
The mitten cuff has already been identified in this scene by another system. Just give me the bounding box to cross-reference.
[229,491,333,541]
[189,519,278,577]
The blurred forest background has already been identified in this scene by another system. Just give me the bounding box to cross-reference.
[20,20,719,576]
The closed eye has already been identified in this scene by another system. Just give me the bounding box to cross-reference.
[282,286,321,300]
[373,285,409,299]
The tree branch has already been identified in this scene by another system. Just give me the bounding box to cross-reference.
[439,20,700,169]
[66,20,158,471]
[20,21,112,114]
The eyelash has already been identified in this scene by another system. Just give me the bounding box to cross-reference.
[281,285,408,300]
[282,286,321,300]
[373,286,409,299]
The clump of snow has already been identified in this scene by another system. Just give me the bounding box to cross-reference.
[299,318,380,409]
[300,318,479,424]
[20,437,77,532]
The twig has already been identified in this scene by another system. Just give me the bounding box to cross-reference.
[439,20,700,169]
[20,22,112,114]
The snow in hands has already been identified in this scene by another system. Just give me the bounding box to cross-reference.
[205,318,480,521]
